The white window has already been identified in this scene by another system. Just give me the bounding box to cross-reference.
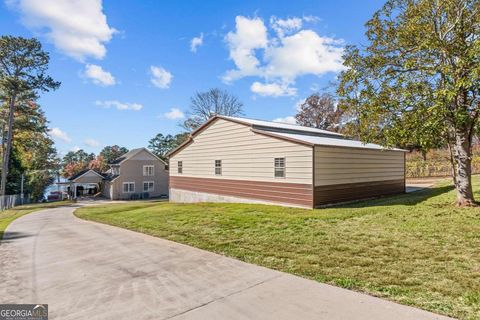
[143,165,154,176]
[274,157,285,178]
[143,181,154,192]
[178,161,183,174]
[122,182,135,193]
[215,160,222,175]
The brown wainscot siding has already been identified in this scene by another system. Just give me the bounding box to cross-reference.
[314,179,405,206]
[170,176,313,207]
[313,145,405,206]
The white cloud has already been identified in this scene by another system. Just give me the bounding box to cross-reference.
[84,138,101,147]
[48,127,71,142]
[190,33,204,53]
[7,0,116,61]
[303,15,320,23]
[223,16,268,82]
[71,146,81,152]
[272,116,297,124]
[270,16,302,37]
[164,108,185,120]
[250,82,296,97]
[150,66,173,89]
[224,15,345,97]
[95,100,143,111]
[263,30,344,82]
[83,64,116,86]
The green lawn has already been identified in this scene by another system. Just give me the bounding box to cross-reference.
[0,200,72,240]
[75,180,480,320]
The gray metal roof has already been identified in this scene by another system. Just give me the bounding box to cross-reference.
[222,116,344,137]
[263,131,406,151]
[167,115,406,157]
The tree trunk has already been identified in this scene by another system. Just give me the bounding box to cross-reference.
[453,128,475,206]
[1,122,5,161]
[447,141,457,185]
[0,95,15,197]
[421,149,427,161]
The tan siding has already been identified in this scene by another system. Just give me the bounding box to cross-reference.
[110,150,169,200]
[314,146,405,186]
[170,118,313,184]
[73,171,103,184]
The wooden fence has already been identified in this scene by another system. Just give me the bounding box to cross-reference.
[406,159,480,178]
[0,194,29,211]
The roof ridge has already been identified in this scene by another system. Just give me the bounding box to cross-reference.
[108,147,166,165]
[220,115,344,137]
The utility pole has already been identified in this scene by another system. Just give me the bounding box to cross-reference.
[20,173,24,205]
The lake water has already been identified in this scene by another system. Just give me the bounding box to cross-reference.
[43,176,69,199]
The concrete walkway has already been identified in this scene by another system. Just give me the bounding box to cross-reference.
[0,205,453,320]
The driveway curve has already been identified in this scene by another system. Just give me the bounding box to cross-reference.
[0,205,452,320]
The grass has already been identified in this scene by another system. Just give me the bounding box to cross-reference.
[75,180,480,320]
[0,200,72,240]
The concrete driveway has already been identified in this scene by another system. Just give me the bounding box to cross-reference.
[0,205,452,320]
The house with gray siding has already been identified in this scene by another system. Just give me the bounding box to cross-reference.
[67,148,168,200]
[167,116,406,208]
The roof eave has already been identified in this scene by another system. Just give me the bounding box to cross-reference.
[70,169,105,182]
[313,142,408,152]
[166,137,193,158]
[250,128,314,147]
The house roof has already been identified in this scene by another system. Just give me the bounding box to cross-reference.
[254,131,406,151]
[68,169,90,181]
[167,115,406,157]
[109,147,166,165]
[68,169,105,182]
[221,115,344,137]
[108,148,141,164]
[102,173,119,181]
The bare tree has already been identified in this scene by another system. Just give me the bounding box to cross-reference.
[295,93,344,132]
[182,88,243,131]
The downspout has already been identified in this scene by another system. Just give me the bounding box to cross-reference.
[312,146,316,208]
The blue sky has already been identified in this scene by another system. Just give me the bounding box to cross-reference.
[1,0,385,156]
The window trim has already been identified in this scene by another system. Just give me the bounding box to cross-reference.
[177,161,183,174]
[122,182,135,193]
[215,160,222,176]
[143,181,154,192]
[143,165,155,176]
[274,157,286,178]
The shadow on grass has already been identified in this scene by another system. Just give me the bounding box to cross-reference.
[332,185,455,209]
[11,201,74,211]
